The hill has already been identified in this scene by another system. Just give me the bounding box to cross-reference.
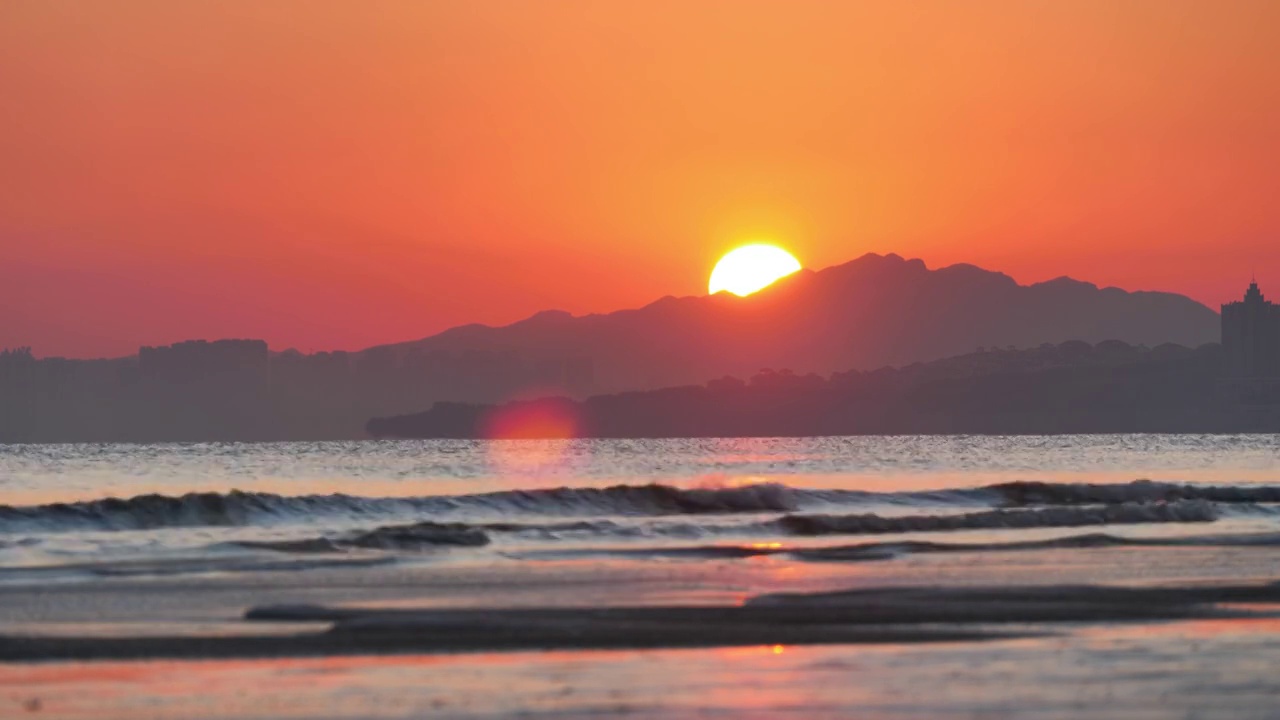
[0,254,1224,442]
[367,341,1280,438]
[374,253,1219,395]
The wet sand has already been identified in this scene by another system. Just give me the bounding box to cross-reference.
[4,577,1279,662]
[6,618,1280,719]
[2,544,1280,717]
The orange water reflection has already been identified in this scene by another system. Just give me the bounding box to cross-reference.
[7,621,1278,720]
[1078,612,1280,642]
[10,464,1280,508]
[0,646,828,718]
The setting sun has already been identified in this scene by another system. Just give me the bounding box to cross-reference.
[708,244,802,297]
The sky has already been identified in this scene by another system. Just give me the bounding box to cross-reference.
[3,0,1280,358]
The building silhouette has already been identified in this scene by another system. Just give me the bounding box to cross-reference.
[139,339,269,382]
[1221,281,1280,378]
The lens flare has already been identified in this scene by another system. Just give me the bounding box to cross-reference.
[481,397,580,440]
[481,397,582,478]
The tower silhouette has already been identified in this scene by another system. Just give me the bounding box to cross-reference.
[1221,281,1280,378]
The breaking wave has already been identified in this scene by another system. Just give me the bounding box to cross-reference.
[0,483,808,533]
[0,490,408,532]
[2,479,1273,535]
[239,500,1221,556]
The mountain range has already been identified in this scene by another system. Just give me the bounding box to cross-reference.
[0,252,1225,443]
[375,253,1220,396]
[369,340,1280,439]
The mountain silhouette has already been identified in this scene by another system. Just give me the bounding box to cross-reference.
[0,253,1224,443]
[374,253,1219,395]
[368,341,1280,439]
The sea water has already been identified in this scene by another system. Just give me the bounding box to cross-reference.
[1,434,1278,576]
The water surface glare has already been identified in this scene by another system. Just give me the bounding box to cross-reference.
[4,435,1278,505]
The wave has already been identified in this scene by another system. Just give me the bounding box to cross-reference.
[775,500,1218,536]
[238,500,1221,557]
[990,479,1280,507]
[0,490,419,532]
[239,520,491,553]
[454,482,805,515]
[4,479,1273,535]
[510,529,1280,563]
[0,483,806,533]
[790,529,1280,562]
[238,518,732,555]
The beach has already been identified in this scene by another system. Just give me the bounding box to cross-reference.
[3,435,1280,718]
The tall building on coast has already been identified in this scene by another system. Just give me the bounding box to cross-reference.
[1221,280,1280,378]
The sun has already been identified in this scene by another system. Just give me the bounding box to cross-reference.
[708,244,802,297]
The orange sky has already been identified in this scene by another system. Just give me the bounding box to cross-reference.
[3,1,1279,358]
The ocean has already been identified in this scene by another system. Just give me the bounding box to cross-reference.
[3,434,1280,719]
